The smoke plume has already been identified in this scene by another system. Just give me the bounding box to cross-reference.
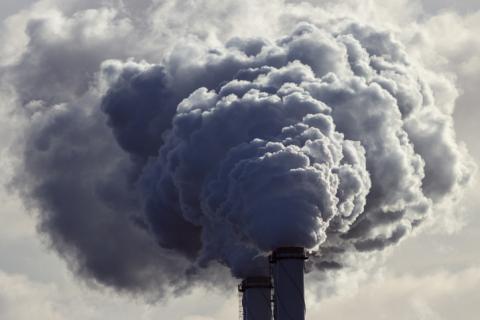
[4,0,474,298]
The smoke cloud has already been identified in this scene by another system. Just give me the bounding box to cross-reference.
[3,0,474,298]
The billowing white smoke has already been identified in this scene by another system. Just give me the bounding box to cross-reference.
[142,60,371,276]
[101,22,471,277]
[5,0,474,298]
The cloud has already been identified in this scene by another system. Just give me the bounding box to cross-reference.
[1,265,478,320]
[0,271,65,320]
[3,7,133,104]
[0,268,237,320]
[309,266,480,320]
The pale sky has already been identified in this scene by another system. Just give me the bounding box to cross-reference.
[0,1,479,319]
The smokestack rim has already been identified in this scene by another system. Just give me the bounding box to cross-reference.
[238,276,272,292]
[269,247,308,263]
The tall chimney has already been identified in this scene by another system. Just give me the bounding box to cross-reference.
[238,276,273,320]
[270,247,308,320]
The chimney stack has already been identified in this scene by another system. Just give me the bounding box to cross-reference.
[270,247,308,320]
[238,276,273,320]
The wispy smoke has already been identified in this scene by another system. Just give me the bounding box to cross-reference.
[3,0,474,298]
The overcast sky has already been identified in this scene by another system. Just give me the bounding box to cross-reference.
[0,0,479,319]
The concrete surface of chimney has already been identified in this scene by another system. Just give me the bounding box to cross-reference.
[271,247,307,320]
[239,276,273,320]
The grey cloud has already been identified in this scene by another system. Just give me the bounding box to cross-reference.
[3,6,134,105]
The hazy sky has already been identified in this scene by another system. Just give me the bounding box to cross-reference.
[0,0,479,319]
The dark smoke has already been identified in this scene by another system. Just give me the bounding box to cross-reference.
[9,5,473,298]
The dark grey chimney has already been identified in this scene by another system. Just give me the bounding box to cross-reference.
[239,276,273,320]
[270,247,308,320]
